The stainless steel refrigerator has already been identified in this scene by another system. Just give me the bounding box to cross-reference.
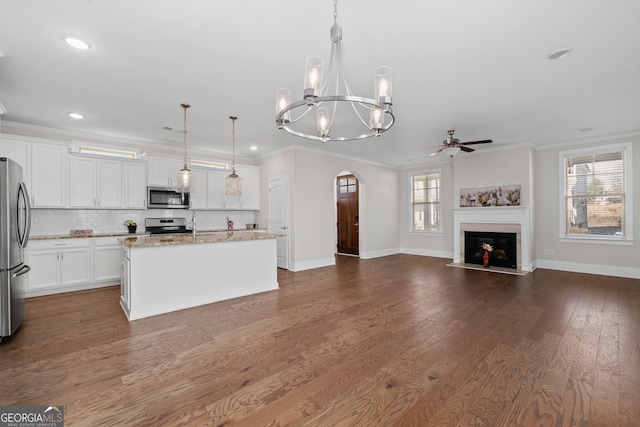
[0,157,31,342]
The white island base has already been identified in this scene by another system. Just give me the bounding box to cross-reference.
[120,234,278,320]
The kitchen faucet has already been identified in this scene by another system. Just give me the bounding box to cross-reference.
[191,211,197,235]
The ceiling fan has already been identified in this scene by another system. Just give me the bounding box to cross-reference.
[429,130,492,157]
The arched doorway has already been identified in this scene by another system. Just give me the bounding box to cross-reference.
[336,173,359,255]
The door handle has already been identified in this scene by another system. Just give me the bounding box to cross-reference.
[12,264,31,278]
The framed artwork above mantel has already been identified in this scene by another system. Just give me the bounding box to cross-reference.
[460,184,521,207]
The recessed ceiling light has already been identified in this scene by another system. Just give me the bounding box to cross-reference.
[68,112,84,119]
[249,145,259,151]
[547,47,573,60]
[64,36,91,50]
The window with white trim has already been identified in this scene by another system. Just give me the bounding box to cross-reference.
[560,143,633,241]
[78,145,137,159]
[409,170,441,233]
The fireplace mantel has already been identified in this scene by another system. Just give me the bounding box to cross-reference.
[452,206,531,273]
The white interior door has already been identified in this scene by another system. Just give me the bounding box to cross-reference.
[268,175,290,270]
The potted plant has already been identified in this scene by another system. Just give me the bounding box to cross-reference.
[125,220,137,234]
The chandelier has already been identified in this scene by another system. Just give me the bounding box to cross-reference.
[175,103,192,193]
[224,116,242,196]
[275,0,394,142]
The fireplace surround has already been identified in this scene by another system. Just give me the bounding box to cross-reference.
[452,206,531,273]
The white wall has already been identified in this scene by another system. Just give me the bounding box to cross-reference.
[258,146,400,270]
[535,136,640,278]
[400,146,535,260]
[399,160,455,258]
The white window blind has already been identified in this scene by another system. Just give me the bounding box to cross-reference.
[564,150,625,237]
[410,172,440,232]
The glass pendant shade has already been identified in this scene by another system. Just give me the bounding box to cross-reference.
[370,107,384,131]
[176,167,193,193]
[276,88,291,125]
[225,171,242,196]
[374,66,393,101]
[316,107,330,140]
[304,55,323,98]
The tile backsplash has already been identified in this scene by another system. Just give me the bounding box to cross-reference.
[30,209,257,236]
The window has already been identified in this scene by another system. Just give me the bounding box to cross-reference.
[560,142,633,242]
[190,159,228,169]
[77,145,137,159]
[410,170,441,233]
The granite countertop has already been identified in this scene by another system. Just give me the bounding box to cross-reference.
[120,230,279,248]
[30,228,265,241]
[30,232,146,240]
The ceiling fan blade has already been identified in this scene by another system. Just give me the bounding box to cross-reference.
[460,146,475,153]
[460,139,492,145]
[429,147,445,156]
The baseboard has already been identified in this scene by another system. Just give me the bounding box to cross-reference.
[360,248,401,259]
[25,280,118,298]
[290,257,336,272]
[536,259,640,279]
[399,247,453,259]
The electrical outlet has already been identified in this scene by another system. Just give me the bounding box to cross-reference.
[548,249,554,256]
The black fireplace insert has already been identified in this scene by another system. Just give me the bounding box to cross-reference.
[464,231,517,269]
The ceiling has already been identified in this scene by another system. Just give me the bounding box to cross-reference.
[1,0,639,168]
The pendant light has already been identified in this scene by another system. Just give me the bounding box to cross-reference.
[224,116,242,195]
[175,103,192,193]
[275,0,394,142]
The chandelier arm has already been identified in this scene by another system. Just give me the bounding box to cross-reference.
[335,42,355,97]
[348,101,373,130]
[276,95,395,141]
[276,102,314,127]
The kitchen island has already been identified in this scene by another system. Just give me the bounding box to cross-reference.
[119,231,279,320]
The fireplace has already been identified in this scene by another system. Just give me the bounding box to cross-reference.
[453,206,531,273]
[464,231,517,269]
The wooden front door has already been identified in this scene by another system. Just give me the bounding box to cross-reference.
[336,174,359,255]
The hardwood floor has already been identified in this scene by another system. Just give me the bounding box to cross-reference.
[2,254,639,426]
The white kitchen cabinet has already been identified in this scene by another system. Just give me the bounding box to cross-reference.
[148,156,184,186]
[69,156,122,208]
[94,237,121,282]
[189,168,207,209]
[206,169,226,209]
[124,161,147,208]
[0,135,31,189]
[235,166,260,210]
[31,142,68,207]
[196,167,260,210]
[120,245,131,314]
[26,239,91,295]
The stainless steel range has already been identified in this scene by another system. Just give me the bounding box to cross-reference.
[145,218,191,235]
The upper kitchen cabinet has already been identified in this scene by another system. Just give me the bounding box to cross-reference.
[190,166,260,210]
[148,156,184,187]
[0,135,31,189]
[69,155,122,208]
[31,142,68,208]
[123,161,147,209]
[189,168,207,210]
[235,166,260,210]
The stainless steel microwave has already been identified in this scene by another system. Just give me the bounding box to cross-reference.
[147,186,190,209]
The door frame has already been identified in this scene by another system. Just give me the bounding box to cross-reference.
[334,170,364,257]
[268,175,291,270]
